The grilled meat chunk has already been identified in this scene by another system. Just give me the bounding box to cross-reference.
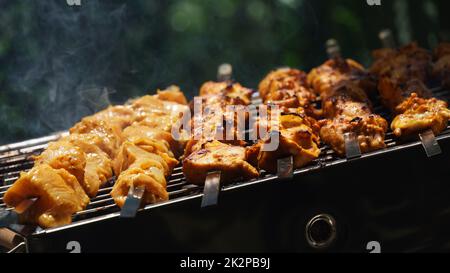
[182,81,257,184]
[64,134,113,197]
[258,68,317,112]
[111,142,174,208]
[371,42,450,137]
[3,164,89,228]
[5,86,188,228]
[183,140,258,185]
[248,109,321,173]
[248,68,321,173]
[433,43,450,88]
[391,93,450,137]
[308,58,387,156]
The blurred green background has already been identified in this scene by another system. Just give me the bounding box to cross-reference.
[0,0,448,144]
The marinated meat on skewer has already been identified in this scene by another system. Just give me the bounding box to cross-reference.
[4,86,188,227]
[370,42,450,137]
[307,58,387,156]
[247,108,321,173]
[247,68,321,173]
[182,81,259,185]
[111,89,188,208]
[433,43,450,88]
[183,140,259,185]
[4,164,89,228]
[258,68,317,113]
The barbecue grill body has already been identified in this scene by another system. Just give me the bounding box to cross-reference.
[24,136,450,253]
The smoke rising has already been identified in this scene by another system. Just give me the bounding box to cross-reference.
[4,0,126,139]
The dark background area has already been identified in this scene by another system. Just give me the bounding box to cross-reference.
[0,0,448,144]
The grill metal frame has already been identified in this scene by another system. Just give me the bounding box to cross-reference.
[0,87,449,252]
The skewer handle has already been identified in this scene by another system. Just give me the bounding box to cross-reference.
[277,156,294,179]
[344,132,362,159]
[120,185,145,218]
[217,63,233,82]
[419,130,442,157]
[201,171,221,208]
[326,39,341,59]
[378,29,396,49]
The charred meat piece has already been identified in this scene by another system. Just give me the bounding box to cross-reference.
[371,42,450,137]
[248,68,321,173]
[183,140,258,185]
[308,58,387,156]
[391,93,450,137]
[433,43,450,88]
[258,68,317,113]
[182,81,257,184]
[247,108,321,173]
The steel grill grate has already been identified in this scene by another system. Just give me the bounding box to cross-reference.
[0,87,449,234]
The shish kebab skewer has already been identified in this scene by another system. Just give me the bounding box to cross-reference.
[112,89,189,218]
[182,64,259,207]
[432,42,450,89]
[372,30,450,156]
[1,87,189,227]
[246,68,321,177]
[307,39,388,158]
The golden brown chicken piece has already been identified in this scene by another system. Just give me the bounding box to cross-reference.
[370,43,431,84]
[308,58,387,156]
[199,81,253,106]
[64,134,113,197]
[391,93,450,137]
[128,95,188,133]
[183,140,258,185]
[70,118,123,158]
[34,137,112,198]
[307,58,377,97]
[121,124,180,158]
[247,109,321,173]
[3,164,89,228]
[190,81,253,146]
[433,43,450,88]
[155,85,189,105]
[113,139,178,177]
[110,165,168,208]
[34,140,86,186]
[111,142,174,207]
[93,106,137,130]
[371,42,450,137]
[319,84,388,156]
[259,68,317,113]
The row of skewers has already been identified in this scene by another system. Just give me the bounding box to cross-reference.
[1,34,450,229]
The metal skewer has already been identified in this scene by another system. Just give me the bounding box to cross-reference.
[344,132,362,159]
[200,64,234,208]
[326,39,362,159]
[378,29,396,49]
[201,171,221,208]
[326,39,341,59]
[277,156,294,180]
[0,197,38,228]
[217,63,233,82]
[419,130,442,157]
[377,29,442,158]
[120,185,145,218]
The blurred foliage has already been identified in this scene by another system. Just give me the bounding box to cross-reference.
[0,0,449,144]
